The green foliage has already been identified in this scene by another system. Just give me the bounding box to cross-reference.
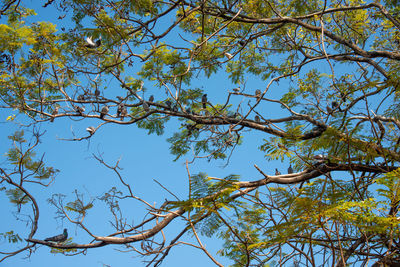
[376,168,400,214]
[0,231,22,243]
[5,188,29,206]
[98,187,123,214]
[49,239,77,254]
[198,212,222,238]
[65,200,93,216]
[168,173,240,229]
[167,120,238,161]
[226,60,245,84]
[216,174,396,264]
[139,46,192,86]
[136,114,167,135]
[123,77,145,92]
[65,190,94,217]
[194,41,223,78]
[169,173,241,239]
[0,19,35,52]
[7,130,25,143]
[217,200,270,266]
[5,131,59,180]
[260,137,294,161]
[179,88,204,104]
[167,131,192,161]
[169,123,240,161]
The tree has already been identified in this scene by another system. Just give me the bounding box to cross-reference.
[1,0,400,265]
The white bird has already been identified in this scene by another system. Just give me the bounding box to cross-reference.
[233,87,240,93]
[85,36,101,48]
[85,37,96,47]
[86,126,95,135]
[224,52,233,60]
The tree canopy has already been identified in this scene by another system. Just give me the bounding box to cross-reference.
[1,0,400,266]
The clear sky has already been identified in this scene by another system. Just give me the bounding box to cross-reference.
[0,1,338,266]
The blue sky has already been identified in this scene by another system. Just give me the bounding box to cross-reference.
[0,1,343,266]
